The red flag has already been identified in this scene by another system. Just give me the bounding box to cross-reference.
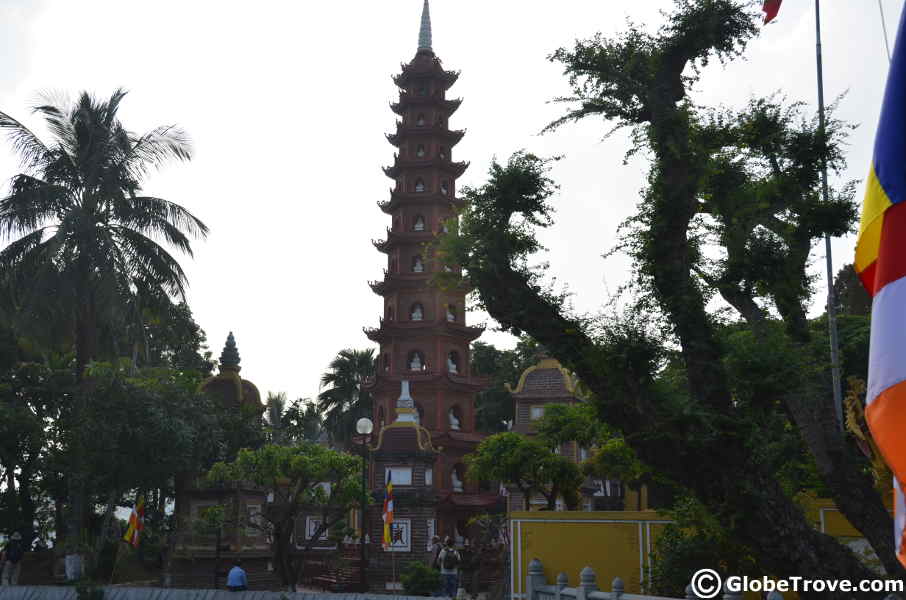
[762,0,782,24]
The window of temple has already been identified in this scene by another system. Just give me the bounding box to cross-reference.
[413,215,426,231]
[416,82,428,96]
[416,113,425,127]
[408,350,427,372]
[383,353,391,372]
[378,406,386,428]
[410,302,424,321]
[415,178,426,193]
[386,466,413,486]
[447,351,460,375]
[530,405,545,421]
[440,180,449,196]
[411,254,425,273]
[446,304,457,322]
[439,147,448,160]
[579,447,589,461]
[425,467,433,486]
[416,144,426,158]
[386,305,395,321]
[393,216,401,231]
[416,403,425,424]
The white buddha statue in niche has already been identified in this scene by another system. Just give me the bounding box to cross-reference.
[449,407,461,430]
[410,353,423,371]
[411,304,424,321]
[451,468,463,492]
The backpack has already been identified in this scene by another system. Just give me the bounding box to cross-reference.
[6,541,24,563]
[441,548,460,570]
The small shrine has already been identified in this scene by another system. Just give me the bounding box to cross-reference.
[170,333,271,589]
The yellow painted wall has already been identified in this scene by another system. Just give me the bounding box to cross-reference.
[510,511,670,596]
[510,499,883,599]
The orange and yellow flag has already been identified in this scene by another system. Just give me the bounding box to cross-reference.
[123,496,145,548]
[855,6,906,569]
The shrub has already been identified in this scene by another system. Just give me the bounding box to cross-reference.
[401,561,441,596]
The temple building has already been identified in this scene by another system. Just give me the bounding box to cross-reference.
[362,0,500,589]
[507,353,649,512]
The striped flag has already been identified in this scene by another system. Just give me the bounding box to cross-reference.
[123,496,145,547]
[762,0,782,24]
[382,472,394,550]
[855,6,906,569]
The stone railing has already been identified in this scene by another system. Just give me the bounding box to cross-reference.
[525,559,786,600]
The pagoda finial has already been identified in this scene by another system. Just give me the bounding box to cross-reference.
[417,0,432,52]
[219,331,241,372]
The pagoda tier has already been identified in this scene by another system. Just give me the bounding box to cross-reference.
[392,59,460,90]
[385,125,466,148]
[382,159,469,180]
[390,94,463,117]
[363,320,485,343]
[377,190,465,215]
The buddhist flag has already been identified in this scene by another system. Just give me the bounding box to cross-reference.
[856,6,906,568]
[123,496,145,548]
[762,0,782,24]
[382,472,394,550]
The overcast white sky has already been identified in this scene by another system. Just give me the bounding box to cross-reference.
[0,0,901,405]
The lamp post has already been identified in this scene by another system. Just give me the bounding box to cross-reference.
[356,417,373,590]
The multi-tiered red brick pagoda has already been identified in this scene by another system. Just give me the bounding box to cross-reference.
[363,0,500,589]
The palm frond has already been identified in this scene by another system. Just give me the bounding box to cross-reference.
[0,175,71,238]
[0,110,52,170]
[110,225,190,300]
[116,196,209,243]
[122,125,192,180]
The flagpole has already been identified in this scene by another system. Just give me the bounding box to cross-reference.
[109,542,125,585]
[815,0,845,431]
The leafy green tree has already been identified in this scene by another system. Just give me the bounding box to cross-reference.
[0,89,207,561]
[0,362,71,548]
[0,89,207,376]
[833,264,871,317]
[466,432,582,510]
[471,338,540,433]
[317,348,375,448]
[436,1,893,586]
[207,443,365,591]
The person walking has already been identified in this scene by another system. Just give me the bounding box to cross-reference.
[226,559,247,592]
[437,536,461,598]
[1,532,24,586]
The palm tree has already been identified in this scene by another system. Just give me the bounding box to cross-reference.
[0,89,208,376]
[0,90,207,575]
[317,348,376,448]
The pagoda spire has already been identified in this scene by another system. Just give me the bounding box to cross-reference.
[418,0,432,51]
[219,331,241,372]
